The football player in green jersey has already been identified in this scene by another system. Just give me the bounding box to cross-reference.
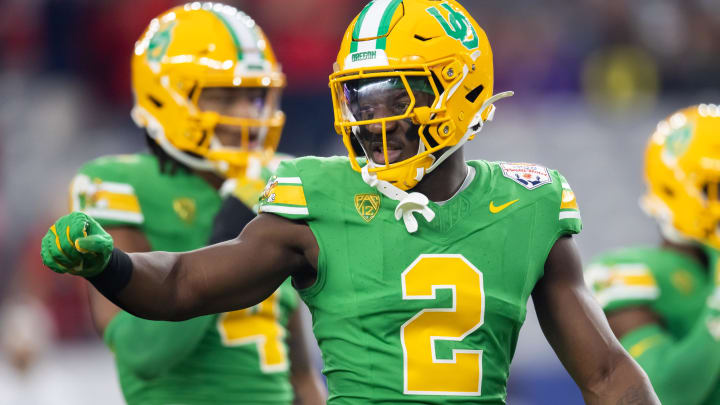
[68,4,326,405]
[42,1,658,403]
[586,104,720,405]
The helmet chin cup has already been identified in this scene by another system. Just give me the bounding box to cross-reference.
[368,153,435,191]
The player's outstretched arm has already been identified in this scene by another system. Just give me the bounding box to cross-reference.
[41,211,317,321]
[532,236,660,405]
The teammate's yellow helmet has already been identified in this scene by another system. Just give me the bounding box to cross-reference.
[330,0,509,190]
[642,104,720,249]
[131,2,285,178]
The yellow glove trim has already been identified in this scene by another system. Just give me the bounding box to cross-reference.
[74,222,90,254]
[50,225,66,256]
[49,225,69,270]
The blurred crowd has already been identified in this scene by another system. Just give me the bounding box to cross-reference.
[2,0,719,102]
[0,0,719,403]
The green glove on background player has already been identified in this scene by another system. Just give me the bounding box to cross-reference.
[40,212,113,277]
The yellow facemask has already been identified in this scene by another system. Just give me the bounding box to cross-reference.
[330,0,511,191]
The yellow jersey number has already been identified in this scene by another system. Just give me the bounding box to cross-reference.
[401,254,485,396]
[217,290,288,373]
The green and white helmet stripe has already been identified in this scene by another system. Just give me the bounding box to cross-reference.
[346,0,403,68]
[209,5,267,72]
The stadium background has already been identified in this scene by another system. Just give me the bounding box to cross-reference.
[0,0,719,403]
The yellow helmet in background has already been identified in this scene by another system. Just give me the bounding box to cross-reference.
[131,2,285,179]
[642,104,720,249]
[330,0,510,190]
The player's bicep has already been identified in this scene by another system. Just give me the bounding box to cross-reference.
[174,213,315,318]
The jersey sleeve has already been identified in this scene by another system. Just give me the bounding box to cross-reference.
[585,259,660,313]
[257,159,311,220]
[69,159,144,227]
[555,171,582,235]
[104,312,214,380]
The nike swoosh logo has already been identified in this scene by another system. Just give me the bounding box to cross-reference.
[489,199,519,214]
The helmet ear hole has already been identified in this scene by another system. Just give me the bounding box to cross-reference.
[465,84,485,103]
[147,95,163,108]
[662,186,675,198]
[187,83,198,100]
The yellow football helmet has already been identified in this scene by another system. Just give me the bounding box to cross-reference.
[131,2,285,179]
[330,0,511,190]
[642,104,720,249]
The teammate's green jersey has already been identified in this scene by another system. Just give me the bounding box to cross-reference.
[587,247,712,336]
[70,153,299,405]
[258,157,581,404]
[586,247,720,404]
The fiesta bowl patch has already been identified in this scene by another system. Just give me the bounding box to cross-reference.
[500,163,552,190]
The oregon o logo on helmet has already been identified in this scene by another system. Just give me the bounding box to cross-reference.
[426,3,479,50]
[663,125,693,159]
[147,21,176,63]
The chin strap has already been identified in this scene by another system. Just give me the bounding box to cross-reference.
[361,166,435,233]
[358,91,514,233]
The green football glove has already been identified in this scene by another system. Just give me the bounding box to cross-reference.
[40,212,114,277]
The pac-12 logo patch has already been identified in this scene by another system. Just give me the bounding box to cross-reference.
[173,197,196,224]
[354,193,380,223]
[500,163,552,190]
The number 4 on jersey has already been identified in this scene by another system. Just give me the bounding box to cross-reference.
[217,291,288,373]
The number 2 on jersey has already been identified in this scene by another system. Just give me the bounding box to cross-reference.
[217,291,288,373]
[401,254,485,396]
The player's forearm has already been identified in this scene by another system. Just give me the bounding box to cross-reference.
[581,352,659,405]
[93,241,284,321]
[291,369,328,405]
[89,249,194,321]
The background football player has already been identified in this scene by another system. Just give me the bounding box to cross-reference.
[586,104,720,404]
[66,3,325,404]
[41,0,658,403]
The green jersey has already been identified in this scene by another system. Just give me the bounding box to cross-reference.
[586,247,712,336]
[258,157,581,404]
[587,247,720,404]
[70,153,299,405]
